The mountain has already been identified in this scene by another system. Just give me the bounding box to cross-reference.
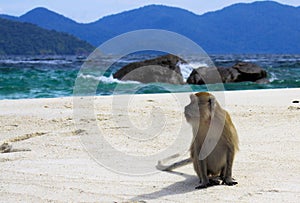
[89,5,201,44]
[4,7,109,46]
[197,1,300,53]
[19,7,78,30]
[0,18,94,55]
[17,7,92,41]
[89,1,300,53]
[0,14,19,21]
[1,1,300,54]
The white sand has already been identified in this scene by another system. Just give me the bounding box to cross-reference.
[0,88,300,202]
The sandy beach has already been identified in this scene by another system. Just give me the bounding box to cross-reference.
[1,88,300,202]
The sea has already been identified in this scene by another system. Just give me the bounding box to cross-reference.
[0,54,300,100]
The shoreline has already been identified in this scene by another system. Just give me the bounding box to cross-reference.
[1,86,299,100]
[1,88,300,202]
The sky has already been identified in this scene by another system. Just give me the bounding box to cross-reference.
[0,0,299,23]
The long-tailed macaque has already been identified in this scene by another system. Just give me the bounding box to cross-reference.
[157,92,239,189]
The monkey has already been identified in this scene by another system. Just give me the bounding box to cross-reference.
[156,92,239,189]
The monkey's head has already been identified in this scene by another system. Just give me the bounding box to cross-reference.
[184,92,216,124]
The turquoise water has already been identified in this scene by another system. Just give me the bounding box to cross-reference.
[0,54,300,99]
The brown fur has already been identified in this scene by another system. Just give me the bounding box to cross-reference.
[185,92,239,188]
[156,92,239,189]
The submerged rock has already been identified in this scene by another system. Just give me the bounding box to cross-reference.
[113,54,185,84]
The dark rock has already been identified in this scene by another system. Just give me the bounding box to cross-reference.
[187,62,268,85]
[113,54,185,84]
[187,67,223,85]
[187,66,240,85]
[232,62,267,82]
[255,78,269,84]
[216,67,240,83]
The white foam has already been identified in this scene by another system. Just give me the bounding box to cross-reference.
[78,73,140,84]
[178,62,209,81]
[269,72,278,82]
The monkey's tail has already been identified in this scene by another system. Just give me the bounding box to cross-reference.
[156,157,192,171]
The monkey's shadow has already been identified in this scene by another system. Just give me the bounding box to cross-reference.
[131,171,200,201]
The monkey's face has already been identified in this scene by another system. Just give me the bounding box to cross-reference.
[184,94,200,125]
[184,92,216,124]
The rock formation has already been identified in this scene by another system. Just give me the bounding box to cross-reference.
[187,62,268,85]
[113,54,185,84]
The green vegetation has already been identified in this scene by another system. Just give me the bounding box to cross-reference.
[0,18,94,55]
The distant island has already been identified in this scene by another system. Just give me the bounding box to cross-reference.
[0,18,94,55]
[0,1,300,54]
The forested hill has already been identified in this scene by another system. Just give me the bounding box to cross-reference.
[2,1,299,54]
[1,1,300,54]
[0,18,94,55]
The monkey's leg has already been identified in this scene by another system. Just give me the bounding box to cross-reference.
[195,159,211,189]
[222,150,238,186]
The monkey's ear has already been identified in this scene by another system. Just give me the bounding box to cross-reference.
[190,94,197,102]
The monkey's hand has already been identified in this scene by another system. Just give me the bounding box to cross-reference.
[195,178,220,189]
[195,180,211,189]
